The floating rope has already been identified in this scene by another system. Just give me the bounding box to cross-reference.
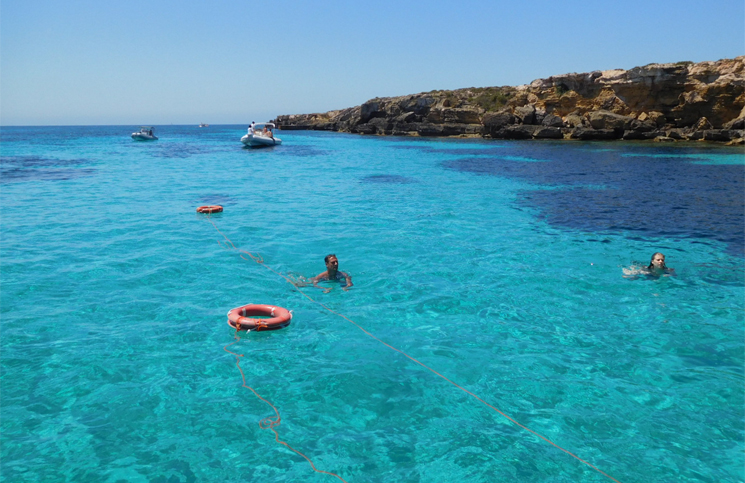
[205,213,621,483]
[223,330,347,482]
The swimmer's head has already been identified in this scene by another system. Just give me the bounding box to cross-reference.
[324,254,338,270]
[648,252,666,270]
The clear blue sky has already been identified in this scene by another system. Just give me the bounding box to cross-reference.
[2,0,743,126]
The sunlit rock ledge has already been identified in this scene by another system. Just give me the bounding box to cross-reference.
[275,57,745,145]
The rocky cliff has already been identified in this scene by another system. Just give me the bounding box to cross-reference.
[275,57,745,144]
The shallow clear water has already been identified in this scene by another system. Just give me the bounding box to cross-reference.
[2,126,743,482]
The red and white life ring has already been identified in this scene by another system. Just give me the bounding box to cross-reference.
[227,304,292,331]
[196,205,223,214]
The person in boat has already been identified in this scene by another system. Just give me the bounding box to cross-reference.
[312,254,353,292]
[247,122,255,135]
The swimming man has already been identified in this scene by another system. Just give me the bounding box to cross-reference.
[311,254,353,292]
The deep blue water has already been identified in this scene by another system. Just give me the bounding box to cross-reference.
[440,144,744,257]
[1,125,743,482]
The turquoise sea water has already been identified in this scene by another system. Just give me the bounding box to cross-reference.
[2,125,743,482]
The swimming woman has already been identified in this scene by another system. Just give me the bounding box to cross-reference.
[623,252,674,278]
[646,252,674,277]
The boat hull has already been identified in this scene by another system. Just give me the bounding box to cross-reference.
[241,134,282,147]
[132,134,158,141]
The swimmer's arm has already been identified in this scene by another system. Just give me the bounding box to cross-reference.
[311,272,327,285]
[341,272,353,291]
[311,272,332,292]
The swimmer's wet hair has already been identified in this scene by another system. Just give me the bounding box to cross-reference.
[325,254,337,264]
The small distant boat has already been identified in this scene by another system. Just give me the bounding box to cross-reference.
[241,122,282,147]
[131,126,158,141]
[199,123,209,127]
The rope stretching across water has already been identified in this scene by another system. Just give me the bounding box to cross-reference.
[207,214,621,483]
[223,333,348,482]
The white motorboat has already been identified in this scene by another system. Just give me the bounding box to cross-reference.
[131,126,158,141]
[241,122,282,147]
[199,122,209,127]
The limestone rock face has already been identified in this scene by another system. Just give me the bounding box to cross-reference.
[275,56,745,143]
[564,112,585,128]
[534,127,564,139]
[542,113,564,127]
[515,105,536,124]
[483,110,515,128]
[588,110,634,130]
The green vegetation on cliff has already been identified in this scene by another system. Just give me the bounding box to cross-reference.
[469,87,513,111]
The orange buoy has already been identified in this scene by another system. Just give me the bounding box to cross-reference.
[227,304,292,331]
[197,205,223,214]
